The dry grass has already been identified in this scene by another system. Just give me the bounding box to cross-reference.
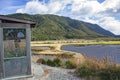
[76,56,120,80]
[83,56,116,70]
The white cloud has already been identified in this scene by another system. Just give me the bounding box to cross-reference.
[47,1,63,14]
[16,0,65,14]
[16,0,120,35]
[100,0,120,15]
[102,0,120,9]
[98,17,120,35]
[71,0,102,16]
[16,0,48,14]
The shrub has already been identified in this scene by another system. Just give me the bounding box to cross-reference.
[36,58,46,64]
[98,67,120,80]
[53,58,62,67]
[76,64,97,78]
[46,59,54,66]
[65,60,77,69]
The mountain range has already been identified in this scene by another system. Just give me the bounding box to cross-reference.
[6,13,116,40]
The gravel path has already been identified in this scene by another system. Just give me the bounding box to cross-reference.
[41,65,83,80]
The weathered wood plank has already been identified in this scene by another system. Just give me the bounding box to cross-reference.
[0,15,35,24]
[1,23,27,28]
[26,24,32,75]
[0,20,4,79]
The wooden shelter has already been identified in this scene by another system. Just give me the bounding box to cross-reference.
[0,15,35,79]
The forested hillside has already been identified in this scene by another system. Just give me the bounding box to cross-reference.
[7,13,115,40]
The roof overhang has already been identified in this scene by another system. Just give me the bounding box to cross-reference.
[0,15,35,27]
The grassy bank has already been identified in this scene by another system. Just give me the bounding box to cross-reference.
[76,56,120,80]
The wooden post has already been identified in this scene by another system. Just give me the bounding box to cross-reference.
[26,24,32,75]
[0,20,3,79]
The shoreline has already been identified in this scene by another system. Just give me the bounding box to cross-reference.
[31,40,120,65]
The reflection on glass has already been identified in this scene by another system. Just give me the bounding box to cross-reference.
[4,58,29,77]
[3,28,26,58]
[3,28,31,78]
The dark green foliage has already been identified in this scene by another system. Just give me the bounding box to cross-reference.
[46,59,55,67]
[76,63,120,80]
[76,64,97,78]
[53,58,62,67]
[65,60,76,69]
[46,58,62,67]
[98,68,120,80]
[7,13,115,40]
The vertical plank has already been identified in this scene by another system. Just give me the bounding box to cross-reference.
[0,20,3,79]
[26,24,32,75]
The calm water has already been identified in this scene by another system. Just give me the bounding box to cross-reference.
[62,45,120,64]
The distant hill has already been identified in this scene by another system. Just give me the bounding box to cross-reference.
[7,13,115,40]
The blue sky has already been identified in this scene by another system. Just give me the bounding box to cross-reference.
[97,0,105,3]
[0,0,120,35]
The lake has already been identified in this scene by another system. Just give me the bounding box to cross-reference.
[62,45,120,64]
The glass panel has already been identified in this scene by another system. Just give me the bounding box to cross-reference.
[4,58,29,77]
[3,28,26,58]
[3,28,30,78]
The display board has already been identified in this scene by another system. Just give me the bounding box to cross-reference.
[0,16,34,79]
[3,28,30,78]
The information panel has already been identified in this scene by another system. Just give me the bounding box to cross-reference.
[3,28,29,78]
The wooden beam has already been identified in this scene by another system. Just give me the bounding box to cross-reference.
[0,15,35,24]
[1,23,27,28]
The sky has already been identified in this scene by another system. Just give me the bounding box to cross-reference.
[0,0,120,35]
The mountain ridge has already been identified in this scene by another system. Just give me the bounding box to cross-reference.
[6,13,115,40]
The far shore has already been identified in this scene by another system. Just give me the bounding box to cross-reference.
[31,39,120,64]
[31,39,120,50]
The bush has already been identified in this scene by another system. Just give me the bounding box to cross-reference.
[53,58,62,67]
[76,65,96,78]
[65,60,76,69]
[98,67,120,80]
[36,58,46,64]
[46,59,54,66]
[45,58,62,67]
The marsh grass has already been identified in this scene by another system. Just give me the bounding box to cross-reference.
[76,56,120,80]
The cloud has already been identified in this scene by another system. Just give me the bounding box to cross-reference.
[16,0,68,14]
[16,0,48,14]
[16,0,120,35]
[71,0,101,16]
[47,1,63,14]
[98,17,120,35]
